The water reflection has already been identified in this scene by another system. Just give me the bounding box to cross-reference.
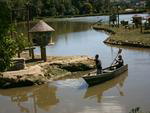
[17,21,91,48]
[83,71,128,103]
[0,84,59,113]
[17,21,90,36]
[2,14,150,112]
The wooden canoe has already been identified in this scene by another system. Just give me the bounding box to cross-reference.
[83,72,128,101]
[82,64,128,87]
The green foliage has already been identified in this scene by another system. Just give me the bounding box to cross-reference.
[0,1,17,71]
[81,3,93,14]
[0,1,10,35]
[5,0,147,18]
[0,35,17,72]
[146,1,150,10]
[6,0,105,17]
[14,32,29,53]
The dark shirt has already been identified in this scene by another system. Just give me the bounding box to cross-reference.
[95,59,102,69]
[116,59,124,68]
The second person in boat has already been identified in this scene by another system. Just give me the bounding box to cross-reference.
[114,55,124,69]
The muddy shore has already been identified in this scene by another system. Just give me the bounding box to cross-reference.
[0,55,95,89]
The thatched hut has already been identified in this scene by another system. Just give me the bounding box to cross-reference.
[29,20,55,62]
[132,15,142,28]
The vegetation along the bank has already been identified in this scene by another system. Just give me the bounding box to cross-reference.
[0,2,29,72]
[93,23,150,48]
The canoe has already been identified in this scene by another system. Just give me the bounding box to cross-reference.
[83,72,128,101]
[82,64,128,86]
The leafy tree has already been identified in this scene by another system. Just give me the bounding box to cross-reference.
[58,4,66,16]
[94,0,103,13]
[49,6,57,16]
[81,2,93,14]
[13,31,29,57]
[0,35,17,71]
[0,1,17,71]
[146,0,150,10]
[5,0,116,17]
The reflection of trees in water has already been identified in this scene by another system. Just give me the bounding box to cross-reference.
[47,21,91,43]
[0,84,59,113]
[17,21,91,44]
[84,71,128,103]
[33,85,59,111]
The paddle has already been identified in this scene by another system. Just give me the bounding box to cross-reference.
[110,48,122,66]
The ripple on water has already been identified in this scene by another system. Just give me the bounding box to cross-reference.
[51,79,88,89]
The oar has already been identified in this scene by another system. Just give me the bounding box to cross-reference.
[92,19,102,26]
[110,48,122,66]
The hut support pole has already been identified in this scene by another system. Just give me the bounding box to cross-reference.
[140,24,143,33]
[40,46,47,62]
[117,5,119,28]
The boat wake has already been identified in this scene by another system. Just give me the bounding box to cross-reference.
[51,79,88,89]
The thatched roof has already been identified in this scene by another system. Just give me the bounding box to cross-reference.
[29,20,55,33]
[132,14,142,18]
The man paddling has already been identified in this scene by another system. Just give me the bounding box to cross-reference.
[95,54,102,74]
[114,55,124,69]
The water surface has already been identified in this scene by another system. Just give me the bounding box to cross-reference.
[0,14,150,113]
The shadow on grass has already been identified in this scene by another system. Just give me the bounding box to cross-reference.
[143,31,150,34]
[25,58,43,64]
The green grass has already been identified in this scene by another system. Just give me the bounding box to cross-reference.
[94,24,150,46]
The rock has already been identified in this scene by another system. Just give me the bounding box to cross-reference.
[8,58,26,71]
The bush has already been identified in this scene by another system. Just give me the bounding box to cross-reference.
[0,36,17,71]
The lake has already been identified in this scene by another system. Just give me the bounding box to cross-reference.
[0,14,150,113]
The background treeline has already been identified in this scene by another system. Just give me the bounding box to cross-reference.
[6,0,150,20]
[8,0,108,17]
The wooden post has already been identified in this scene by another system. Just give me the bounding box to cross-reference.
[17,52,21,58]
[40,46,47,62]
[26,3,34,60]
[10,8,13,39]
[117,5,120,28]
[140,24,143,33]
[108,1,111,27]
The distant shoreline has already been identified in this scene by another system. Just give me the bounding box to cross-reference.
[93,24,150,48]
[39,11,148,19]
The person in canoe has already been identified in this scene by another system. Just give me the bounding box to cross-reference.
[114,55,124,69]
[95,54,102,74]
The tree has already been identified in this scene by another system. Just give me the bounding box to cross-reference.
[94,0,103,13]
[58,3,66,16]
[0,1,17,71]
[146,0,150,11]
[13,31,29,57]
[81,2,93,14]
[5,0,114,17]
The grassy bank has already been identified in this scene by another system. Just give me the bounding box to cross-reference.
[93,24,150,48]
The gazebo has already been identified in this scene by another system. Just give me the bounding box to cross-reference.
[132,15,142,28]
[29,20,55,62]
